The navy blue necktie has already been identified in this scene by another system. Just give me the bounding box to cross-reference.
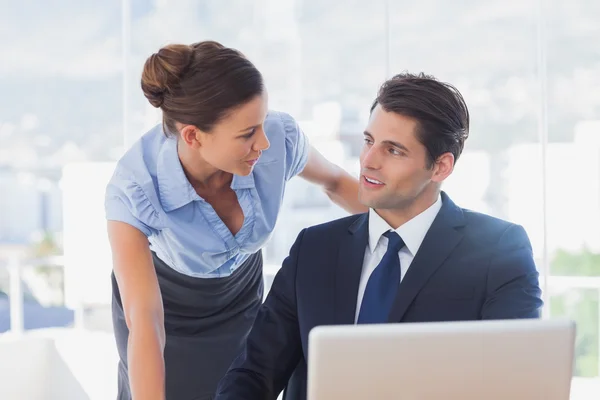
[357,231,404,324]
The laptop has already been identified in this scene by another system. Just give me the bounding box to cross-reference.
[307,319,575,400]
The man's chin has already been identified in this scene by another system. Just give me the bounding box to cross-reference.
[359,194,401,211]
[358,194,379,210]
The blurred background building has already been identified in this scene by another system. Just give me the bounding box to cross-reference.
[0,0,599,398]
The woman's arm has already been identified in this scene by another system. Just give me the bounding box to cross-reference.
[298,145,368,214]
[108,221,166,400]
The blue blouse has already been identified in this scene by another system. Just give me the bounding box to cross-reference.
[104,111,309,278]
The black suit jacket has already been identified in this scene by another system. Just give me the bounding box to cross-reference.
[214,192,543,400]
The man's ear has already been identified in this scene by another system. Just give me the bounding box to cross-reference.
[431,152,454,183]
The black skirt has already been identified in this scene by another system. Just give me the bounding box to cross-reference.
[111,250,264,400]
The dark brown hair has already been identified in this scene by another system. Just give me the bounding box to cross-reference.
[371,72,470,167]
[141,40,264,136]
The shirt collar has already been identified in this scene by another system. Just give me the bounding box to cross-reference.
[157,137,256,212]
[157,137,198,212]
[231,172,256,190]
[367,194,443,256]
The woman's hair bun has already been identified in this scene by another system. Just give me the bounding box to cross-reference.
[141,44,194,108]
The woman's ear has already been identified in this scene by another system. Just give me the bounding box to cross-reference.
[180,125,202,149]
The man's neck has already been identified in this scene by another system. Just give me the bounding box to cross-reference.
[375,191,441,229]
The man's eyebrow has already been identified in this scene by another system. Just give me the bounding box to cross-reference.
[364,131,410,153]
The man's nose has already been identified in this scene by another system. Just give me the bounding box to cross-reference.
[361,146,380,170]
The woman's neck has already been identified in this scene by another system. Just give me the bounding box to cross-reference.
[177,142,232,193]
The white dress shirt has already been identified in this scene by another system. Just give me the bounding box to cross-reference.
[355,195,443,322]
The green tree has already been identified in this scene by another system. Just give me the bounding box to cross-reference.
[550,248,600,377]
[27,233,64,306]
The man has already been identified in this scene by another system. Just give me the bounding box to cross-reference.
[214,72,543,400]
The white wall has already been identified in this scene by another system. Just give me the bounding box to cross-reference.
[0,329,118,400]
[61,162,116,308]
[0,335,52,399]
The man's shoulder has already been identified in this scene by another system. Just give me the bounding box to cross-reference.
[461,208,529,248]
[463,208,513,230]
[302,213,365,238]
[290,214,365,261]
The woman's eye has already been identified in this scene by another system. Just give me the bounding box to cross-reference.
[242,129,256,139]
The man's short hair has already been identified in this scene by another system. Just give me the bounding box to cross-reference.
[371,72,470,167]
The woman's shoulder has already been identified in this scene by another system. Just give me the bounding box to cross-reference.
[105,125,166,232]
[264,110,299,137]
[262,110,309,181]
[262,110,305,157]
[112,124,166,181]
[106,124,166,209]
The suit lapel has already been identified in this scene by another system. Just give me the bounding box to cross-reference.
[388,192,466,322]
[334,213,369,325]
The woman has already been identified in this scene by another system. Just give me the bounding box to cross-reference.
[105,40,365,400]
